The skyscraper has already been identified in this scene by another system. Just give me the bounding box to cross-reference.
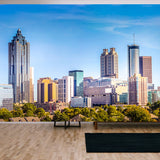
[69,70,83,97]
[100,48,118,78]
[37,77,58,103]
[139,56,152,83]
[8,29,30,103]
[128,74,148,106]
[58,76,74,103]
[128,44,139,77]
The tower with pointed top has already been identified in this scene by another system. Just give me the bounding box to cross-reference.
[8,29,30,103]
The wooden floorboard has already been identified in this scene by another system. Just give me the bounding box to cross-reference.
[0,122,160,160]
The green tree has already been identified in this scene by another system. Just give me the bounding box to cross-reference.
[0,108,13,120]
[22,103,37,113]
[153,108,160,118]
[63,108,74,118]
[25,110,34,117]
[125,106,151,122]
[107,106,117,115]
[116,111,125,122]
[41,115,51,121]
[117,106,124,112]
[11,108,23,117]
[108,116,117,122]
[35,108,45,118]
[61,112,70,121]
[73,108,81,116]
[81,108,90,117]
[53,111,62,121]
[151,101,160,111]
[97,108,108,122]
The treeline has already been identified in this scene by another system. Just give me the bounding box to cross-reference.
[1,102,160,122]
[0,103,51,121]
[53,105,156,122]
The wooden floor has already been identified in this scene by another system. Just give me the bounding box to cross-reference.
[0,122,160,160]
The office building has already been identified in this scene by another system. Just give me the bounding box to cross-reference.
[69,70,83,97]
[37,77,58,103]
[128,44,139,77]
[8,29,30,103]
[119,93,128,104]
[30,67,34,103]
[70,96,92,108]
[58,76,74,103]
[148,90,160,104]
[128,74,148,106]
[84,77,128,105]
[100,48,118,78]
[139,56,152,83]
[0,84,13,111]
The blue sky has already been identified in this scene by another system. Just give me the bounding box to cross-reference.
[0,5,160,99]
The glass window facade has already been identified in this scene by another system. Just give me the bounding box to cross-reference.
[0,84,13,111]
[69,70,84,97]
[128,45,139,77]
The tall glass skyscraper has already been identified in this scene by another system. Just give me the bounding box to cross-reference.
[8,29,30,103]
[128,44,139,77]
[69,70,84,97]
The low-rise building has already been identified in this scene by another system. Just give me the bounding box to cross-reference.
[84,77,128,105]
[148,90,160,104]
[0,84,13,111]
[70,96,92,108]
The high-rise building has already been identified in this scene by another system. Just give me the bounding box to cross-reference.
[139,56,152,83]
[128,74,148,106]
[128,44,139,77]
[30,67,34,103]
[0,84,13,111]
[69,70,83,97]
[100,48,118,78]
[37,77,58,103]
[8,29,30,103]
[58,76,74,103]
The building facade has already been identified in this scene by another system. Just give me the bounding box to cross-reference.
[0,84,13,111]
[70,96,92,108]
[139,56,152,83]
[128,44,139,77]
[128,74,148,106]
[30,67,34,103]
[69,70,83,97]
[148,90,160,104]
[37,77,58,103]
[84,77,128,105]
[58,76,74,104]
[100,48,118,78]
[8,29,30,103]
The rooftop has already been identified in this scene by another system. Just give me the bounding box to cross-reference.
[0,122,160,160]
